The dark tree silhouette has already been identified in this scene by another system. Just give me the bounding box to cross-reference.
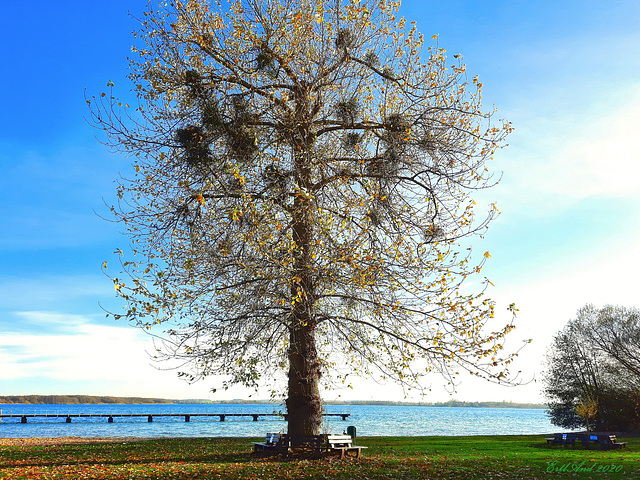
[544,305,640,431]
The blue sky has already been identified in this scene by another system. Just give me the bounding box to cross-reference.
[1,0,639,403]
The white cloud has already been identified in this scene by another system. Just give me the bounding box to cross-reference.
[1,318,144,381]
[481,234,640,399]
[544,89,640,200]
[492,84,640,216]
[0,311,214,399]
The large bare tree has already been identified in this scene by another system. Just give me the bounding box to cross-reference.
[89,0,518,435]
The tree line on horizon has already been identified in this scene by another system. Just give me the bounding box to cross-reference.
[0,395,175,405]
[0,395,543,408]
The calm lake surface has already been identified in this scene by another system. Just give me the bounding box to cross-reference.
[0,404,554,438]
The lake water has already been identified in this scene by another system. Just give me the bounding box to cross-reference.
[0,404,554,438]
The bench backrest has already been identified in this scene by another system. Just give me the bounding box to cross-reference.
[596,435,617,443]
[265,433,282,445]
[282,434,325,448]
[327,434,354,447]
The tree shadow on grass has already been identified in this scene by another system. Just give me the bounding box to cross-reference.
[0,446,354,470]
[0,451,254,470]
[0,438,259,469]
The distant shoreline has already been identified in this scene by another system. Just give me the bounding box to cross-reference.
[0,395,545,409]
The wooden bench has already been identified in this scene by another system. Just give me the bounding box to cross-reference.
[252,433,285,453]
[288,435,325,458]
[252,434,325,457]
[591,435,627,450]
[326,434,367,458]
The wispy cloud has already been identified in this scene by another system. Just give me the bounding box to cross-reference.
[489,84,640,216]
[13,311,89,330]
[0,311,214,399]
[0,274,113,314]
[1,315,145,380]
[550,89,640,200]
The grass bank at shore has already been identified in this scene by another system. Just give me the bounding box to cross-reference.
[1,435,638,479]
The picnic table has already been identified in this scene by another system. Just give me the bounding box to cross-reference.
[546,433,627,450]
[579,434,627,450]
[546,433,577,446]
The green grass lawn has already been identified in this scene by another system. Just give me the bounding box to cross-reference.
[1,435,638,479]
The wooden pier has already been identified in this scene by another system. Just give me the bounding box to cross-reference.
[0,412,350,424]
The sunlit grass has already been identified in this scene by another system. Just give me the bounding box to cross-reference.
[1,435,638,479]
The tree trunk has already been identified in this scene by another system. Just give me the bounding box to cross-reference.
[286,180,322,435]
[286,199,323,435]
[286,324,323,435]
[285,100,322,435]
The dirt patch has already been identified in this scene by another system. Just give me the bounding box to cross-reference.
[0,437,154,447]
